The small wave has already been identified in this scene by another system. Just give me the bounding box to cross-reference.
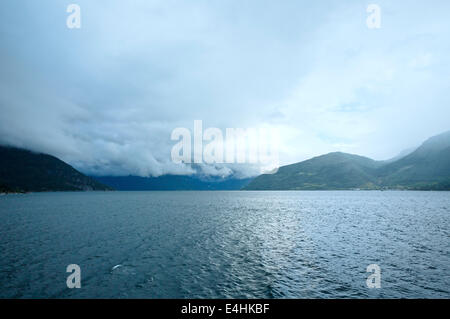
[111,264,122,271]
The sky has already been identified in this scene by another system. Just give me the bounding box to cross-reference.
[1,0,450,178]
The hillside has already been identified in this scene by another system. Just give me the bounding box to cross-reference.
[0,146,112,192]
[244,152,382,190]
[244,131,450,191]
[377,131,450,189]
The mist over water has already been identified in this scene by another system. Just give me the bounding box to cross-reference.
[0,191,449,298]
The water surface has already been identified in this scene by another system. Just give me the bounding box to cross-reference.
[0,191,449,298]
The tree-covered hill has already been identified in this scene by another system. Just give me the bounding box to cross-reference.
[244,131,450,191]
[0,146,112,192]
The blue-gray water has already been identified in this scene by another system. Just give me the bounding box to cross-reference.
[0,191,449,298]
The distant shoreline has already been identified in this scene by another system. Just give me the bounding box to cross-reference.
[1,189,449,195]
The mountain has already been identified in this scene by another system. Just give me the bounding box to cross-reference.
[0,146,112,192]
[244,131,450,191]
[383,147,417,163]
[244,152,382,190]
[3,131,449,192]
[377,131,450,189]
[95,175,252,191]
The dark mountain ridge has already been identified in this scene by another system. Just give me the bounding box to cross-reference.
[0,146,111,192]
[2,131,449,192]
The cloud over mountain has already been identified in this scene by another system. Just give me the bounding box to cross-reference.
[1,0,450,177]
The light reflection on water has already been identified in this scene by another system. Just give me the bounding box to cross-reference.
[0,191,448,298]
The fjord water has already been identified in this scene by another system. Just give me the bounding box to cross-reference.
[0,191,449,298]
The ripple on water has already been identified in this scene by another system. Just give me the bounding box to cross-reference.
[0,191,449,298]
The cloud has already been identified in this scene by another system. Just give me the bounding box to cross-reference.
[0,0,449,177]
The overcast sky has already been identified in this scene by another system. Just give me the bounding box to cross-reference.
[1,0,449,177]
